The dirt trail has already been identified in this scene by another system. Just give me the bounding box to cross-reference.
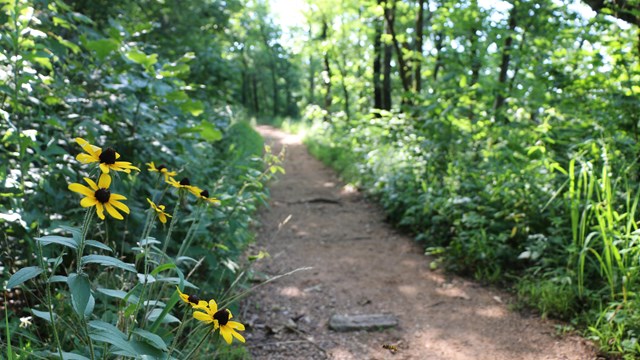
[244,125,597,360]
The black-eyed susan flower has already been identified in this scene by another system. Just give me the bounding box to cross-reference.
[147,161,177,181]
[146,198,172,224]
[167,177,199,193]
[196,189,221,206]
[193,299,245,344]
[75,137,140,174]
[176,286,208,309]
[68,174,129,220]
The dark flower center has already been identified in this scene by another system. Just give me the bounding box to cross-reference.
[99,148,117,165]
[179,178,191,186]
[95,188,111,203]
[200,190,209,198]
[157,164,167,172]
[187,294,200,304]
[213,308,230,326]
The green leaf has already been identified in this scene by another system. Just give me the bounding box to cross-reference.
[96,288,139,304]
[147,308,180,324]
[132,329,168,351]
[36,235,78,249]
[125,49,158,70]
[81,255,137,273]
[49,275,67,283]
[58,352,90,360]
[85,38,119,61]
[67,273,91,319]
[7,266,43,289]
[197,121,222,141]
[31,308,56,322]
[180,99,205,117]
[150,263,176,276]
[88,320,137,357]
[85,240,113,252]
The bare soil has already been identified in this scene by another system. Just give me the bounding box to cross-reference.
[243,125,598,360]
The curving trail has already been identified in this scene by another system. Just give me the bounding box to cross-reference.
[243,125,597,360]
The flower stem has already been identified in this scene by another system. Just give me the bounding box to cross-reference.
[167,309,191,358]
[184,326,214,360]
[161,191,184,258]
[76,209,94,274]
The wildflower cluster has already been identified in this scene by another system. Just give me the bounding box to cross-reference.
[68,138,138,220]
[177,287,246,345]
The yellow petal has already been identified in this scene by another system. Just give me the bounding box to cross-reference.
[110,193,127,201]
[98,173,111,189]
[193,300,208,310]
[84,177,99,191]
[158,213,167,224]
[231,329,246,343]
[105,203,124,220]
[76,153,98,164]
[176,287,190,304]
[208,299,218,313]
[219,326,233,344]
[228,321,245,331]
[193,311,213,324]
[69,183,95,197]
[95,203,105,220]
[99,163,110,174]
[110,200,129,214]
[80,197,98,208]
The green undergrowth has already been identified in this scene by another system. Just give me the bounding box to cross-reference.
[299,106,640,358]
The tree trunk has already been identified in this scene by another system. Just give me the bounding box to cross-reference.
[322,18,332,120]
[493,2,517,121]
[334,52,351,121]
[373,0,384,111]
[433,31,444,81]
[308,26,316,104]
[414,0,425,93]
[383,0,412,94]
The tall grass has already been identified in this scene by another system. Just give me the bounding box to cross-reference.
[570,144,640,301]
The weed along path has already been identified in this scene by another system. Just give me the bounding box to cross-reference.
[244,125,596,360]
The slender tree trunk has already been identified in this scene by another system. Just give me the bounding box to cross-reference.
[383,40,392,110]
[373,0,384,111]
[414,0,425,93]
[433,31,444,81]
[383,0,412,94]
[382,1,393,110]
[308,26,316,104]
[322,18,332,120]
[252,74,260,114]
[494,2,517,120]
[334,52,351,121]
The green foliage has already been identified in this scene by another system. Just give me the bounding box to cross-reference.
[297,0,640,357]
[0,0,290,358]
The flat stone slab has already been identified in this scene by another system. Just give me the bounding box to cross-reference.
[329,313,398,332]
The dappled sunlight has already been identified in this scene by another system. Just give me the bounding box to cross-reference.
[341,184,358,194]
[279,286,307,298]
[475,305,507,319]
[435,285,471,300]
[397,284,419,297]
[323,181,336,187]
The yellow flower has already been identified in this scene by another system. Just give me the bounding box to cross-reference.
[175,286,208,309]
[146,198,172,224]
[195,189,221,206]
[75,137,140,174]
[167,177,200,194]
[68,174,130,220]
[147,162,177,181]
[193,299,245,344]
